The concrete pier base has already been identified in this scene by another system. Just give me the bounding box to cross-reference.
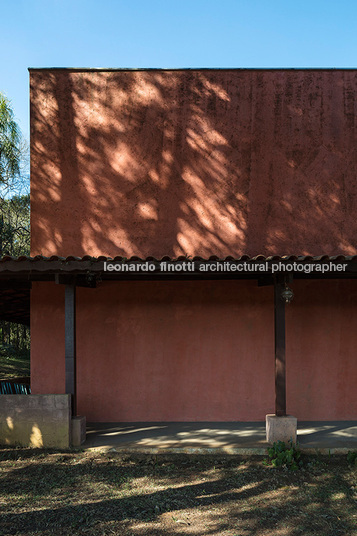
[266,414,297,444]
[71,416,86,446]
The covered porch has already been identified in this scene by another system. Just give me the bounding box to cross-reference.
[84,421,357,453]
[0,255,356,449]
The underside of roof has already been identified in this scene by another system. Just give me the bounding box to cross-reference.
[0,283,30,326]
[0,255,356,327]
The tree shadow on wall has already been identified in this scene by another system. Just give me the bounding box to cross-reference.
[30,69,357,258]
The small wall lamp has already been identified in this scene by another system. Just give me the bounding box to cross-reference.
[281,284,294,304]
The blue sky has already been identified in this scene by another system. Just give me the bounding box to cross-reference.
[1,0,357,139]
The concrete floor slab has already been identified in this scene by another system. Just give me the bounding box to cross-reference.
[83,421,357,453]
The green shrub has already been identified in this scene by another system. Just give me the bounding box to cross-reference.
[347,451,357,466]
[266,440,303,470]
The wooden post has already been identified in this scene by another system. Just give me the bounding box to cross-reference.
[65,282,76,415]
[274,276,286,416]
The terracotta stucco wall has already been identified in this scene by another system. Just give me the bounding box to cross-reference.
[30,69,357,422]
[287,279,357,419]
[30,69,357,258]
[31,279,357,421]
[31,282,65,394]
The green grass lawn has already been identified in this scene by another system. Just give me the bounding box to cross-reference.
[0,449,356,535]
[0,347,30,379]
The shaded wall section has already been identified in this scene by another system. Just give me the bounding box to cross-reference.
[31,280,275,421]
[31,279,357,421]
[30,69,357,258]
[287,279,357,420]
[31,282,65,394]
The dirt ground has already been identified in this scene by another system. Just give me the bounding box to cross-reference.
[0,448,356,536]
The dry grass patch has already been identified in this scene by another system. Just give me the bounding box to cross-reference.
[0,448,356,535]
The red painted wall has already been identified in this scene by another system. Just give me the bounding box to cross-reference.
[30,69,357,258]
[287,280,357,420]
[29,70,357,421]
[31,282,65,394]
[31,279,357,421]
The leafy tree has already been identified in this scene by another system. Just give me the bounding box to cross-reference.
[0,92,29,255]
[0,92,21,185]
[0,194,30,256]
[0,93,30,374]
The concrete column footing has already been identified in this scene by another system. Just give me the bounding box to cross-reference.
[71,416,86,446]
[266,414,297,444]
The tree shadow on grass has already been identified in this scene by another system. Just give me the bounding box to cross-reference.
[0,450,356,535]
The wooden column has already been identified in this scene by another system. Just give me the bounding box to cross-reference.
[65,282,76,416]
[274,276,286,416]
